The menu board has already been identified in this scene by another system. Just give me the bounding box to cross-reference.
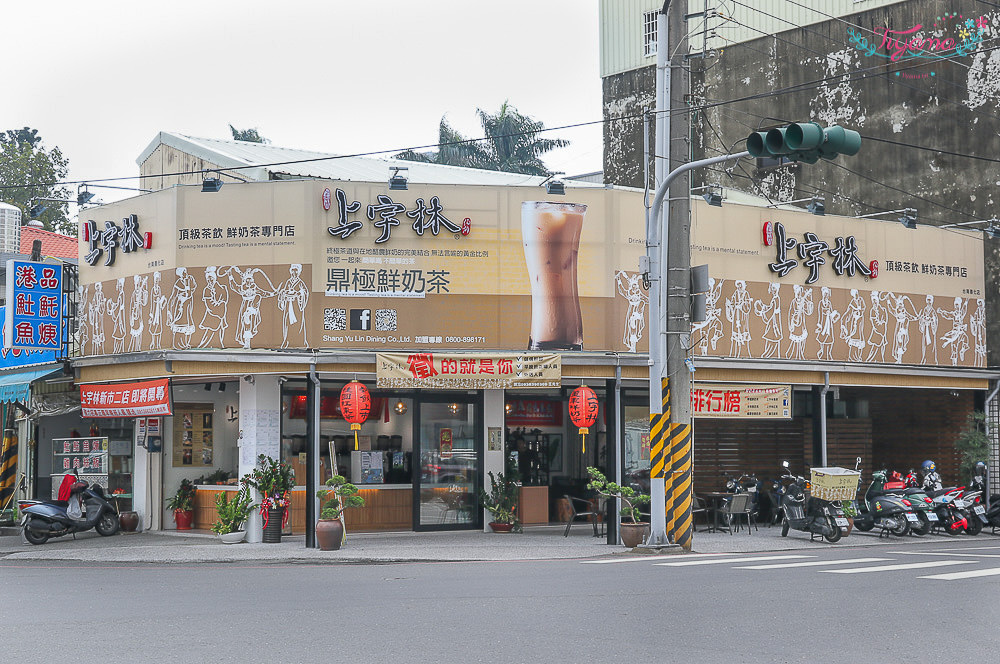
[691,383,792,419]
[172,403,215,467]
[53,437,108,474]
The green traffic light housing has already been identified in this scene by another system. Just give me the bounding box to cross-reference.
[747,122,861,163]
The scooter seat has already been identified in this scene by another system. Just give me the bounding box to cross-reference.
[902,488,924,496]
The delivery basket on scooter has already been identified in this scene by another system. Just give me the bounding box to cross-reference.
[810,467,861,502]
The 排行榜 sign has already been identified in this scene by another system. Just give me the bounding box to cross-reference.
[691,383,791,419]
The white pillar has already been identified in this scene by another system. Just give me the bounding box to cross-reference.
[483,389,505,532]
[238,374,282,543]
[133,426,148,532]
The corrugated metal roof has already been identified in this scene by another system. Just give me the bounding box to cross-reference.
[138,131,604,189]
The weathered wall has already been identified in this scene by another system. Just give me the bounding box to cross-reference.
[603,0,1000,364]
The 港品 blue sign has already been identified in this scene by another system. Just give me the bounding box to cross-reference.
[4,260,64,352]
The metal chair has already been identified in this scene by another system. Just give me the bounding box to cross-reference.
[692,494,710,531]
[720,493,751,535]
[563,495,601,537]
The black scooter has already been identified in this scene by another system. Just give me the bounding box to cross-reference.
[969,464,1000,533]
[18,480,120,545]
[778,461,846,543]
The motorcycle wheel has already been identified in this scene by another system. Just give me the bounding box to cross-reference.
[22,525,48,545]
[824,518,842,543]
[911,512,932,536]
[781,517,789,537]
[889,519,910,537]
[855,518,874,532]
[965,512,982,536]
[96,512,120,536]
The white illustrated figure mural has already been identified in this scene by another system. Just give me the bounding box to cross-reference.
[198,266,230,348]
[786,284,813,360]
[693,277,723,356]
[615,271,647,353]
[148,271,167,350]
[815,286,840,361]
[128,274,148,352]
[866,291,888,363]
[278,264,311,349]
[223,266,276,350]
[753,282,782,359]
[840,288,866,362]
[90,282,106,355]
[168,267,197,349]
[888,292,917,364]
[972,298,986,367]
[108,278,127,354]
[725,280,752,358]
[917,295,939,365]
[76,284,90,352]
[938,296,969,366]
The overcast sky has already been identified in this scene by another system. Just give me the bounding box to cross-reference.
[4,0,602,210]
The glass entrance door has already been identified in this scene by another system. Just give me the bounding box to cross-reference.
[414,398,481,530]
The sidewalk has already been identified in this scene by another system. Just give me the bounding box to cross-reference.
[0,522,973,564]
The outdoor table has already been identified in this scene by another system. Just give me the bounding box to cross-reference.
[702,492,732,533]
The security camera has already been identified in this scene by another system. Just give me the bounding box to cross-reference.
[242,375,255,384]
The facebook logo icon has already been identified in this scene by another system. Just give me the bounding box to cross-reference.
[350,309,371,330]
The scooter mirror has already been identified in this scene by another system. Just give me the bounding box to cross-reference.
[781,460,789,468]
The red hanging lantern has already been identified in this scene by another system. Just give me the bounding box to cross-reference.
[568,385,599,454]
[339,380,371,450]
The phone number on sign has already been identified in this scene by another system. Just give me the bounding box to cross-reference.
[445,336,487,344]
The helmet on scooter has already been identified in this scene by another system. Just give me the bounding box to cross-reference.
[921,460,936,473]
[974,461,987,474]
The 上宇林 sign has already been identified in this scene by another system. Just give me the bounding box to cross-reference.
[80,378,172,417]
[376,352,561,389]
[691,383,791,419]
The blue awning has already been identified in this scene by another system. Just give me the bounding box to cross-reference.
[0,366,62,404]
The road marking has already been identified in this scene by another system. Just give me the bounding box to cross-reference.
[919,567,1000,581]
[822,560,972,574]
[582,555,696,564]
[926,545,1000,552]
[733,557,891,570]
[886,551,1000,559]
[654,555,811,567]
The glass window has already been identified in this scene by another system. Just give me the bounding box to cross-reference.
[623,405,650,495]
[417,400,479,527]
[643,11,658,57]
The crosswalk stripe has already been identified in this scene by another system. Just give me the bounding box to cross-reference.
[919,567,1000,581]
[886,551,1000,559]
[733,557,892,570]
[822,560,972,574]
[582,555,693,564]
[654,555,811,567]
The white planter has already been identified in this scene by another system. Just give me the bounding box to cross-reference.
[219,530,246,544]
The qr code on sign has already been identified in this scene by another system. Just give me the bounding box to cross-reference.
[375,309,397,331]
[324,308,346,330]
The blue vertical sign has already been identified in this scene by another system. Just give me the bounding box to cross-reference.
[4,260,63,351]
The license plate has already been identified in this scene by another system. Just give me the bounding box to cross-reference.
[974,505,985,514]
[905,512,919,522]
[953,499,966,508]
[834,517,849,527]
[927,512,939,521]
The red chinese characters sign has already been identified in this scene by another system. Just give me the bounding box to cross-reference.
[80,378,173,417]
[690,383,791,419]
[505,399,563,426]
[376,353,560,389]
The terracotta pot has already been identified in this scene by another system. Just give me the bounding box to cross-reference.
[174,509,193,530]
[620,522,650,548]
[845,516,854,536]
[262,507,284,543]
[489,522,514,533]
[119,511,140,532]
[316,519,344,551]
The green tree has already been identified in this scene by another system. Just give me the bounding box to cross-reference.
[0,127,73,235]
[229,125,269,143]
[954,410,990,480]
[397,102,568,176]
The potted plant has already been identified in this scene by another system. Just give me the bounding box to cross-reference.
[211,486,256,544]
[315,475,365,551]
[479,471,522,533]
[166,479,197,530]
[839,499,857,536]
[587,467,651,548]
[241,454,295,543]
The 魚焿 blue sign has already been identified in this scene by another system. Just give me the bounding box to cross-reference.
[0,306,57,368]
[4,260,63,352]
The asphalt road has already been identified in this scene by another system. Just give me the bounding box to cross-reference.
[3,539,999,664]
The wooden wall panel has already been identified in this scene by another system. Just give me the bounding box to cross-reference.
[693,419,808,494]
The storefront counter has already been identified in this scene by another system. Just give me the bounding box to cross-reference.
[518,485,549,525]
[193,485,240,530]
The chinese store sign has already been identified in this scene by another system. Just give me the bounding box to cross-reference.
[53,437,108,474]
[3,260,63,351]
[376,352,561,389]
[691,383,791,419]
[764,221,875,284]
[80,378,173,417]
[326,189,467,243]
[0,306,57,368]
[83,214,152,267]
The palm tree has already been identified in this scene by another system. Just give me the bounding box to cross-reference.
[396,102,567,176]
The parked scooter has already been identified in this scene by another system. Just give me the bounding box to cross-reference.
[881,471,934,536]
[970,462,1000,532]
[920,461,970,535]
[18,478,120,545]
[778,461,847,542]
[898,469,941,535]
[852,466,917,536]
